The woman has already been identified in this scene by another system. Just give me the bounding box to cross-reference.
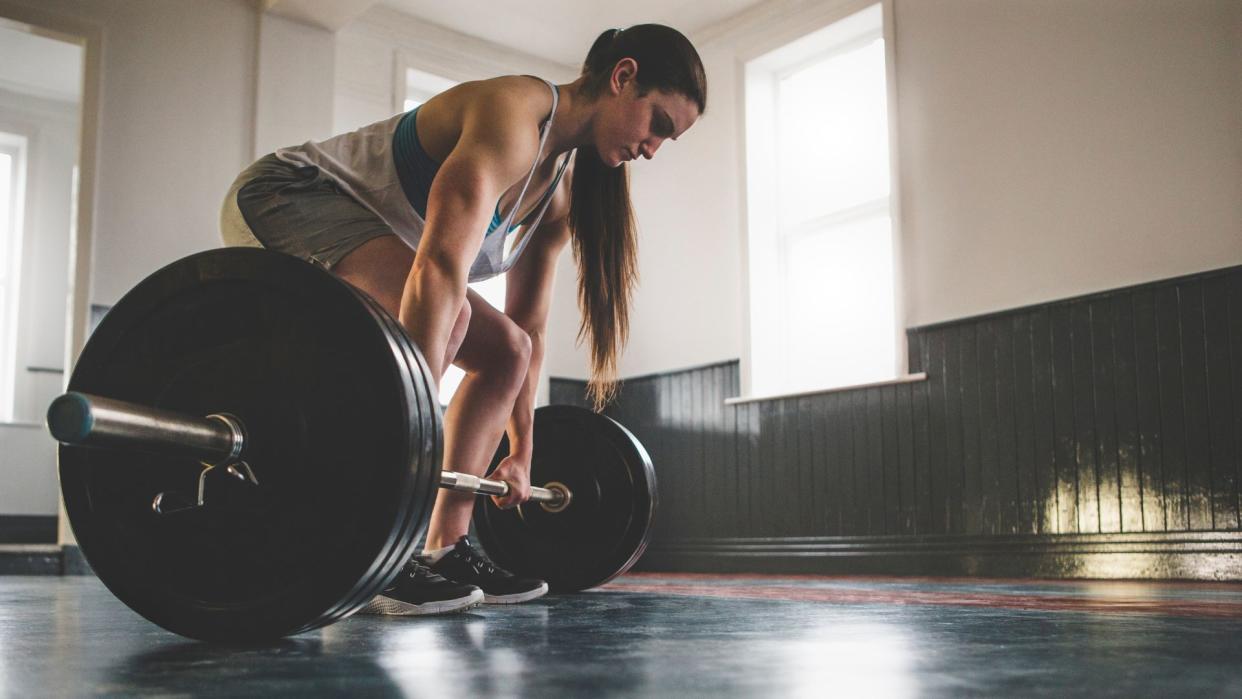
[220,25,706,615]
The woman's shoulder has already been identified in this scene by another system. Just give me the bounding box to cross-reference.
[437,75,555,125]
[417,76,553,171]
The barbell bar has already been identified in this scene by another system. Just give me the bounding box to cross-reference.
[48,391,571,509]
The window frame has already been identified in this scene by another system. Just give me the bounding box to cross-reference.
[740,1,908,400]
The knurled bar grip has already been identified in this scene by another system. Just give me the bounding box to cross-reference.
[47,391,567,506]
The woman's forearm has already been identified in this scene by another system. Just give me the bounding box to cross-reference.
[399,255,468,385]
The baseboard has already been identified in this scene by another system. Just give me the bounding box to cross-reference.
[0,545,61,574]
[0,515,57,544]
[634,532,1242,581]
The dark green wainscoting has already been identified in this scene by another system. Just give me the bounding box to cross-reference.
[551,264,1242,580]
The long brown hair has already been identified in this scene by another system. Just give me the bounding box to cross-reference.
[570,25,707,410]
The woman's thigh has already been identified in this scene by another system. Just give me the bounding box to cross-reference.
[331,234,415,318]
[452,288,531,375]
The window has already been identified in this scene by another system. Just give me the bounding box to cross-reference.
[403,67,458,113]
[401,68,507,406]
[0,133,27,421]
[744,4,897,398]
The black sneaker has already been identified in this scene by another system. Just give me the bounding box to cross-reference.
[358,558,483,616]
[428,536,548,604]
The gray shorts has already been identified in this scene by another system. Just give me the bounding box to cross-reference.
[219,154,393,269]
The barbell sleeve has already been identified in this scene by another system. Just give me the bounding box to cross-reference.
[47,391,568,507]
[48,392,244,465]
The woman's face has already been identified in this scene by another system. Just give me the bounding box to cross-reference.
[594,58,700,168]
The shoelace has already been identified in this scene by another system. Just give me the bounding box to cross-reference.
[455,544,501,576]
[406,560,445,582]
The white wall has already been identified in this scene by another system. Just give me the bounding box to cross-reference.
[543,0,1242,385]
[59,0,260,305]
[254,12,336,157]
[895,0,1242,326]
[334,5,574,133]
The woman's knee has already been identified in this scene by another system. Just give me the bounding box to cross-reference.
[501,323,533,370]
[457,317,532,385]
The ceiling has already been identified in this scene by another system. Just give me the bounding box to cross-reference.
[378,0,766,67]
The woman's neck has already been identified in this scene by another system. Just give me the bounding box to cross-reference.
[545,78,596,156]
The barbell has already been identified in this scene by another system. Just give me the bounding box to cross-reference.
[48,248,657,642]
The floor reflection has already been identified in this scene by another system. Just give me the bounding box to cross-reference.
[1,576,1240,697]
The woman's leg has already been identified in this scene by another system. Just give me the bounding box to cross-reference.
[423,287,532,551]
[334,238,525,550]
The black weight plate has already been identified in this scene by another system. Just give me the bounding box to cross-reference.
[473,405,657,592]
[59,248,439,641]
[315,282,443,626]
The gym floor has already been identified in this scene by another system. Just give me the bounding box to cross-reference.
[2,574,1240,697]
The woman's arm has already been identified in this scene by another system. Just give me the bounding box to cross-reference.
[400,90,542,384]
[489,208,573,507]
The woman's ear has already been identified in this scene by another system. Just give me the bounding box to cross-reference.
[609,57,639,96]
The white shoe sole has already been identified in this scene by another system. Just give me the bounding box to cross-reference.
[483,582,549,605]
[358,588,484,616]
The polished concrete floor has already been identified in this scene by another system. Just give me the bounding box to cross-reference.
[2,573,1240,697]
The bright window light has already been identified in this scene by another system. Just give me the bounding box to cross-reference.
[404,67,457,113]
[0,136,27,422]
[745,3,896,397]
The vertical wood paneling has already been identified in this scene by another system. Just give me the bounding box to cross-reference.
[1204,277,1238,530]
[977,319,1001,533]
[943,326,966,534]
[1089,300,1121,533]
[787,397,803,533]
[850,390,868,535]
[881,387,901,534]
[1133,290,1167,531]
[660,373,676,539]
[927,330,950,533]
[994,318,1019,534]
[865,389,885,534]
[913,377,933,534]
[703,366,719,538]
[761,395,775,536]
[1111,294,1145,532]
[831,391,851,535]
[1030,309,1057,534]
[724,369,740,538]
[959,324,983,534]
[1051,305,1079,533]
[897,383,917,534]
[1156,286,1189,530]
[1071,302,1101,533]
[1230,275,1242,529]
[1012,314,1039,534]
[741,399,757,536]
[797,395,815,534]
[1178,282,1214,530]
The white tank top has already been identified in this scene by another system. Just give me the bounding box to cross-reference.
[274,78,569,282]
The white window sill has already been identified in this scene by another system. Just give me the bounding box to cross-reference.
[724,372,927,406]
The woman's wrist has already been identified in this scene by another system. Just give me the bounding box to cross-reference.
[506,443,534,462]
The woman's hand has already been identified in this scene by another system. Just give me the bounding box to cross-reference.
[489,454,532,509]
